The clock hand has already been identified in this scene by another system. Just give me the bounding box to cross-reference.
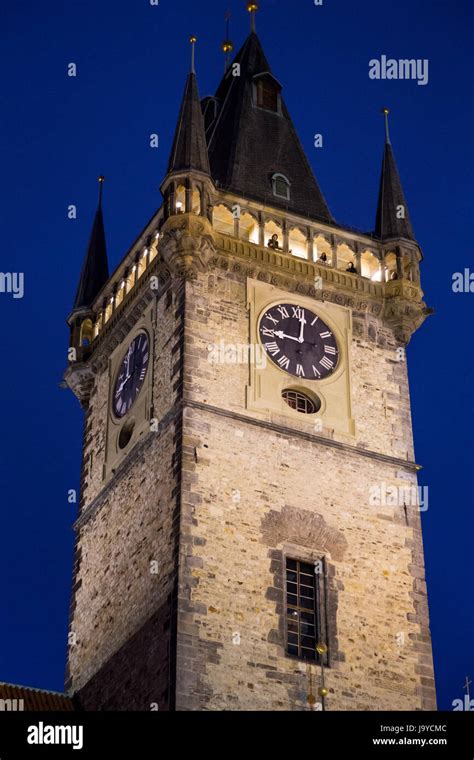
[274,330,301,343]
[298,314,306,343]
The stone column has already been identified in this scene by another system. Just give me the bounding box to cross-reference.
[396,248,403,279]
[185,180,193,214]
[258,213,265,247]
[282,220,289,253]
[331,236,338,268]
[307,228,314,260]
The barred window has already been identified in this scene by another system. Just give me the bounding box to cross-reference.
[282,389,319,414]
[286,558,320,661]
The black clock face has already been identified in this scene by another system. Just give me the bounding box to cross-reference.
[113,333,150,418]
[259,304,339,379]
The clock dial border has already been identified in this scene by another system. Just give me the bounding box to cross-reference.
[112,331,150,420]
[257,302,340,381]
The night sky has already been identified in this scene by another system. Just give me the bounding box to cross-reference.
[0,0,472,711]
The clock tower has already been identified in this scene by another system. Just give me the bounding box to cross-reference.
[64,10,436,711]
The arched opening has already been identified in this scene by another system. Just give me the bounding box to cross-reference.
[384,252,398,281]
[175,185,186,214]
[265,219,283,251]
[361,250,381,280]
[80,318,94,347]
[401,253,413,281]
[288,227,307,259]
[240,211,259,244]
[337,243,356,272]
[192,187,202,215]
[314,235,332,265]
[213,204,234,236]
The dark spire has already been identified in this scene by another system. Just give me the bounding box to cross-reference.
[206,31,333,223]
[72,176,109,313]
[167,37,210,176]
[375,109,415,241]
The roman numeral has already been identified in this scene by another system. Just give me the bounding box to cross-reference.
[277,305,290,319]
[292,306,303,319]
[261,327,275,338]
[296,364,305,377]
[324,346,337,355]
[277,355,290,370]
[265,342,280,357]
[265,313,279,326]
[320,356,334,370]
[311,316,319,326]
[312,365,321,378]
[143,353,149,363]
[140,368,146,379]
[320,331,332,339]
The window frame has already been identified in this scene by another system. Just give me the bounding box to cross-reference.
[284,555,329,665]
[272,173,291,201]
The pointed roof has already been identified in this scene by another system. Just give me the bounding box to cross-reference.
[207,32,333,223]
[167,70,210,176]
[72,179,109,314]
[375,113,415,240]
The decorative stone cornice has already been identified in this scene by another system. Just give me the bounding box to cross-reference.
[160,213,216,280]
[63,363,95,408]
[64,259,171,403]
[383,279,432,344]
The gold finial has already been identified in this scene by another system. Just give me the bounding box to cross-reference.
[318,686,329,698]
[247,2,259,32]
[316,643,328,656]
[382,107,391,145]
[189,35,197,73]
[222,10,233,70]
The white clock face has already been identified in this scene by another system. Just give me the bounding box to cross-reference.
[258,304,339,379]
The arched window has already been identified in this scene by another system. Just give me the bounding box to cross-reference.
[272,173,290,201]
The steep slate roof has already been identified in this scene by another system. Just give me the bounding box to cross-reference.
[0,683,75,711]
[207,32,333,223]
[168,72,210,175]
[72,188,109,313]
[375,138,415,241]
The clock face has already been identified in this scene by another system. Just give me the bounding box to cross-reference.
[113,333,150,418]
[258,303,339,379]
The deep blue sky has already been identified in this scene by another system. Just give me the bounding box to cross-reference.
[0,0,472,711]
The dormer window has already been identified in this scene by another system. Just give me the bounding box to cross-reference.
[253,72,282,114]
[257,79,278,111]
[272,173,291,201]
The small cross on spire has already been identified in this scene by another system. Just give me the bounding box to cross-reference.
[382,107,391,145]
[98,175,105,205]
[463,676,472,701]
[189,35,197,73]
